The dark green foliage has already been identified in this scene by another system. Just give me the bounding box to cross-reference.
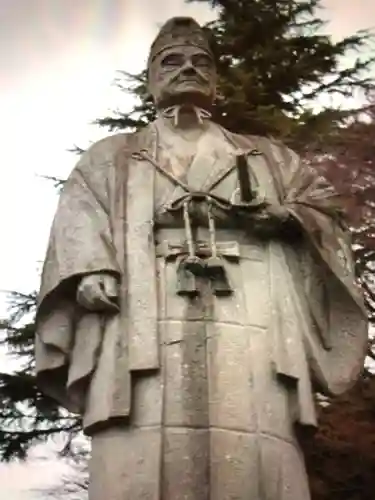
[98,0,374,151]
[94,71,154,132]
[0,292,80,461]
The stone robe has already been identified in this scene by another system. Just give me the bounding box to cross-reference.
[35,119,367,500]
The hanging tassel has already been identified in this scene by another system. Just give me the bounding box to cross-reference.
[205,200,233,296]
[210,270,233,297]
[176,257,199,297]
[182,199,206,275]
[205,200,225,272]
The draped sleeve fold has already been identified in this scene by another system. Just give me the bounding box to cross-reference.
[265,140,368,397]
[35,134,128,413]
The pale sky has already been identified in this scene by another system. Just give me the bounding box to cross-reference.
[0,0,374,498]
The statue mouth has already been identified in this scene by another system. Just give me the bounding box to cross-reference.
[177,77,202,84]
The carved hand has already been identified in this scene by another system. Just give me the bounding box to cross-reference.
[245,202,297,238]
[76,273,120,313]
[253,203,290,222]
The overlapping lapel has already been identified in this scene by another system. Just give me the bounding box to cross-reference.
[185,125,239,192]
[208,127,285,204]
[139,123,275,212]
[155,125,235,207]
[203,126,258,193]
[186,143,223,191]
[154,159,187,211]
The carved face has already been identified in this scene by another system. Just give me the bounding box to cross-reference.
[148,45,217,109]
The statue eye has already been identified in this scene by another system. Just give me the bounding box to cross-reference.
[192,55,212,69]
[161,53,184,69]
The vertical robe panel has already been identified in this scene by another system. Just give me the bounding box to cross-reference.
[89,242,311,500]
[89,127,311,499]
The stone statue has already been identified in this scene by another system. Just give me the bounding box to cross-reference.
[35,16,368,500]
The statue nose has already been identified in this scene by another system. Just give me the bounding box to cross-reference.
[180,61,197,76]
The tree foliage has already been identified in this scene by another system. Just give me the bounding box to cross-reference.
[36,441,89,500]
[311,101,375,319]
[0,292,80,461]
[97,0,375,149]
[303,375,375,499]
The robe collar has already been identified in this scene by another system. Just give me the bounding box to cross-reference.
[134,120,263,194]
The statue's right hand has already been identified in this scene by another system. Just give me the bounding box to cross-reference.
[76,273,119,313]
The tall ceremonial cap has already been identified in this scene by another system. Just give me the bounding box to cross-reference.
[147,17,213,66]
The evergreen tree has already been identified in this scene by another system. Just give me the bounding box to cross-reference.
[312,100,375,316]
[303,375,375,499]
[1,8,374,500]
[0,291,80,460]
[99,0,374,149]
[36,442,89,500]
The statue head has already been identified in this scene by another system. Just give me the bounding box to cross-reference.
[147,17,217,111]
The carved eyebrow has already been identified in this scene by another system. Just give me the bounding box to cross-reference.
[192,51,212,59]
[192,53,213,63]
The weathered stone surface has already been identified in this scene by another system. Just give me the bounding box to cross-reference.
[210,430,311,500]
[35,15,368,500]
[89,428,162,500]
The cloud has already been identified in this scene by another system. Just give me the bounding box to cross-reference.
[322,0,375,36]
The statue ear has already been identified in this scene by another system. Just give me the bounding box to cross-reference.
[145,91,154,104]
[146,66,158,104]
[214,87,225,103]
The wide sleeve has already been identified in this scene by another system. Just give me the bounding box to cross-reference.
[35,133,128,412]
[37,134,129,312]
[275,144,368,396]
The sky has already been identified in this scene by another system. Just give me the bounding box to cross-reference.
[0,0,214,305]
[0,0,374,498]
